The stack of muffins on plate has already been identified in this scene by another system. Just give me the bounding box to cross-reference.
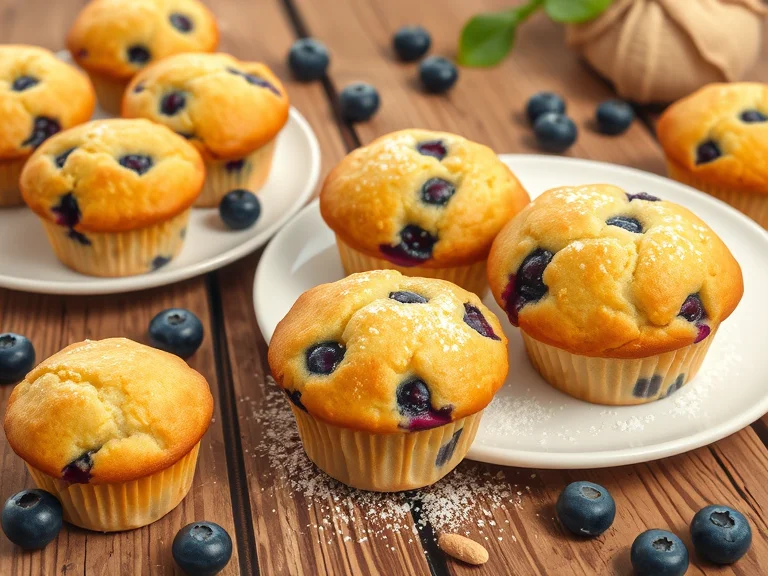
[1,0,290,277]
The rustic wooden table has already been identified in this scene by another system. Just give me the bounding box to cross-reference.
[2,1,768,575]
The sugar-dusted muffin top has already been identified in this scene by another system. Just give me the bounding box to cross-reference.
[4,338,213,484]
[122,52,289,159]
[658,82,768,192]
[67,0,219,80]
[21,119,204,233]
[268,271,509,434]
[0,45,95,160]
[488,185,743,358]
[320,130,530,268]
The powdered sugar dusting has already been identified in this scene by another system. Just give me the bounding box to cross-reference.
[479,394,554,438]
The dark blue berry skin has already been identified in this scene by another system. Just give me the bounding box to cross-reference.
[12,76,39,92]
[1,490,62,550]
[173,522,232,576]
[288,38,330,82]
[392,26,431,62]
[696,141,721,165]
[219,190,261,230]
[419,56,458,94]
[556,481,616,537]
[306,342,345,375]
[631,529,689,576]
[606,215,643,234]
[0,333,35,384]
[595,100,634,135]
[339,83,380,123]
[691,505,752,565]
[534,113,577,153]
[148,309,204,359]
[526,92,566,124]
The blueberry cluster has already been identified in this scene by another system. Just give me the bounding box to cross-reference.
[556,482,752,575]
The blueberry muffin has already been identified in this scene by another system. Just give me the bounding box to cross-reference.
[658,82,768,229]
[268,270,508,491]
[0,45,95,207]
[67,0,219,114]
[20,119,204,277]
[122,52,288,207]
[488,184,743,405]
[320,130,530,295]
[4,338,213,531]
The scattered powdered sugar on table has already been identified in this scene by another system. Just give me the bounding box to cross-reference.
[250,379,527,546]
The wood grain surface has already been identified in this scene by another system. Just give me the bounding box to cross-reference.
[1,0,767,575]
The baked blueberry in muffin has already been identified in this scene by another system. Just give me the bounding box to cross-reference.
[268,270,509,491]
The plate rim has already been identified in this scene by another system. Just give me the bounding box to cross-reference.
[0,107,321,295]
[253,154,768,469]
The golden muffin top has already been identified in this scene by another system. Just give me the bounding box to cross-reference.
[268,271,509,434]
[320,130,530,268]
[487,185,743,358]
[658,82,768,193]
[21,119,204,233]
[121,52,289,160]
[67,0,219,80]
[0,45,95,160]
[4,338,213,485]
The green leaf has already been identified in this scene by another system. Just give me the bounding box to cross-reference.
[544,0,614,23]
[458,10,519,68]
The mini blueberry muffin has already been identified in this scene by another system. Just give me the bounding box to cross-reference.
[121,52,289,207]
[320,130,530,295]
[488,184,743,405]
[268,270,508,492]
[0,45,95,207]
[66,0,219,114]
[20,119,204,277]
[3,338,213,531]
[658,83,768,229]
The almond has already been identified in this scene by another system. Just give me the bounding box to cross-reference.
[438,533,489,565]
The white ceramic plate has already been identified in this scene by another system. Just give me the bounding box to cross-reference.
[0,52,321,295]
[253,155,768,469]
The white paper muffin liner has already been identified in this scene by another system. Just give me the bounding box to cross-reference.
[196,140,276,207]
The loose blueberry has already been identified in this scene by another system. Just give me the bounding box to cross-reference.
[392,25,431,62]
[740,110,767,123]
[420,178,455,206]
[435,428,463,467]
[173,522,233,576]
[11,75,39,92]
[61,450,96,484]
[416,140,447,160]
[595,99,634,135]
[389,291,428,304]
[1,490,62,550]
[633,375,663,398]
[306,342,345,375]
[556,481,616,537]
[502,248,554,326]
[54,147,76,169]
[419,56,458,94]
[219,189,261,230]
[148,308,204,359]
[627,192,660,202]
[67,229,91,246]
[169,13,193,33]
[525,92,566,124]
[126,45,151,65]
[285,389,307,412]
[380,225,437,266]
[696,140,721,165]
[533,113,577,153]
[119,154,153,176]
[463,303,500,341]
[396,378,431,417]
[678,294,705,323]
[339,83,380,123]
[160,92,186,116]
[631,529,689,576]
[22,116,60,148]
[0,333,35,384]
[51,193,80,227]
[606,215,643,234]
[288,38,330,82]
[691,505,752,565]
[151,255,171,270]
